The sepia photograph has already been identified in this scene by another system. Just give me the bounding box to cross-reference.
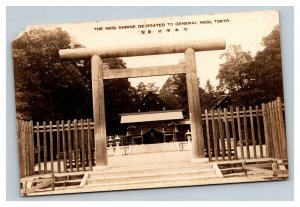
[12,9,289,196]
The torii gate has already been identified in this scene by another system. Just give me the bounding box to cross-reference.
[59,39,226,168]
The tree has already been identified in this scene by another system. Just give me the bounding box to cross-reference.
[134,82,160,100]
[216,25,283,106]
[217,45,253,94]
[159,74,189,116]
[13,28,90,121]
[200,79,219,109]
[102,59,136,135]
[13,27,134,133]
[250,25,284,102]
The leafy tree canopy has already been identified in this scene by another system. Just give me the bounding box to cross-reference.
[216,25,283,106]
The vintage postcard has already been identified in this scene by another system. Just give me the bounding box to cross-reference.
[12,10,288,196]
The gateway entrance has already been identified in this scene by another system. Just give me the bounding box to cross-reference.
[59,39,226,167]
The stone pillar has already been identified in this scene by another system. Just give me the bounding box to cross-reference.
[91,55,108,168]
[185,48,208,163]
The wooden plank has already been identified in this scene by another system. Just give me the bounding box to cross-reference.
[243,166,273,175]
[87,119,93,171]
[184,48,206,160]
[271,101,281,158]
[29,121,35,175]
[275,99,284,158]
[74,120,79,171]
[204,109,212,161]
[80,119,86,171]
[277,97,287,159]
[249,106,257,159]
[243,107,250,159]
[59,39,226,60]
[56,121,61,173]
[267,103,275,157]
[49,121,54,173]
[211,110,218,161]
[79,172,89,188]
[36,122,41,174]
[274,101,280,158]
[256,105,264,158]
[25,178,54,195]
[17,120,22,177]
[91,55,108,166]
[223,108,231,160]
[270,102,278,158]
[217,109,226,161]
[20,121,26,177]
[236,107,244,159]
[230,107,238,160]
[25,121,30,176]
[265,103,273,157]
[67,120,73,172]
[262,104,269,157]
[103,64,186,79]
[43,121,47,174]
[61,120,67,173]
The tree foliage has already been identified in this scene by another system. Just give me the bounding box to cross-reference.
[159,74,188,114]
[13,28,90,121]
[133,82,160,100]
[216,25,283,106]
[13,27,133,135]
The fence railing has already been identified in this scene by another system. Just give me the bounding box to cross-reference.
[262,97,287,159]
[17,98,287,177]
[202,97,286,161]
[18,119,95,177]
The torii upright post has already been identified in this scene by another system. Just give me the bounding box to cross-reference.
[185,48,207,163]
[91,55,108,168]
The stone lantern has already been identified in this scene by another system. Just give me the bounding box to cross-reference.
[108,136,114,148]
[185,130,192,142]
[114,135,122,157]
[114,135,121,147]
[185,130,192,150]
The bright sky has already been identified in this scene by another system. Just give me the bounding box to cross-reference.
[28,10,279,89]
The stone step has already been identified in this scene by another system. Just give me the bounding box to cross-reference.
[220,167,245,174]
[86,174,220,188]
[90,162,213,176]
[87,168,216,184]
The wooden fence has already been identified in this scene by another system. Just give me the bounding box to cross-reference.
[18,120,34,177]
[202,97,287,161]
[17,98,287,177]
[262,97,287,159]
[18,119,95,177]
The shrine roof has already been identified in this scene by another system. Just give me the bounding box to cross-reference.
[120,109,184,124]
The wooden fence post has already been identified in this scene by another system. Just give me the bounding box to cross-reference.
[236,107,244,159]
[249,106,257,159]
[256,105,264,158]
[277,97,287,159]
[262,103,270,157]
[43,121,47,174]
[211,109,218,161]
[36,122,41,174]
[49,121,54,173]
[223,108,231,160]
[230,107,238,160]
[217,109,226,161]
[29,120,35,175]
[204,109,212,161]
[56,120,61,173]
